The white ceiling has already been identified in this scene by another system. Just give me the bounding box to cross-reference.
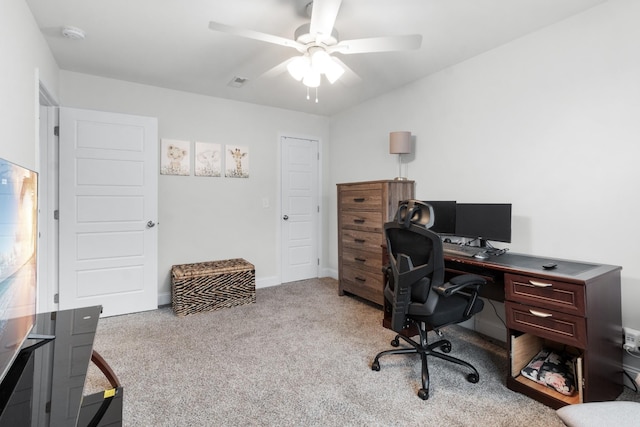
[26,0,607,116]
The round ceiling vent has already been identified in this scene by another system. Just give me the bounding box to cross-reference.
[61,26,86,40]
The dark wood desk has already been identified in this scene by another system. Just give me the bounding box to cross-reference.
[383,250,623,409]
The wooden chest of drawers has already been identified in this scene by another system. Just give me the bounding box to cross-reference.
[337,180,414,305]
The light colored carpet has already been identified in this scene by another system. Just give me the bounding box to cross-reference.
[84,278,637,426]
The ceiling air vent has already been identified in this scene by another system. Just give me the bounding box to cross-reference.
[228,76,249,88]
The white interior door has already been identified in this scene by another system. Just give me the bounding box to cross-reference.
[59,107,158,316]
[281,136,319,283]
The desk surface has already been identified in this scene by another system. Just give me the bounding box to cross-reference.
[445,251,621,283]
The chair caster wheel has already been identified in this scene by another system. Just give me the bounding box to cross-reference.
[440,342,452,353]
[371,361,380,371]
[390,338,399,347]
[467,373,479,383]
[418,389,429,400]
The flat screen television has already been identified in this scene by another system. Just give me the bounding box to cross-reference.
[455,203,512,246]
[422,201,457,235]
[0,158,38,384]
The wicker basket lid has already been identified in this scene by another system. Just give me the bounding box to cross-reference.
[171,258,254,278]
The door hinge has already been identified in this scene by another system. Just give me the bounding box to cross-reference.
[45,401,51,413]
[54,126,59,137]
[54,210,59,220]
[317,258,320,266]
[54,293,59,303]
[317,205,320,213]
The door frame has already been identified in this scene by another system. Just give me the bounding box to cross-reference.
[278,133,323,284]
[37,82,59,313]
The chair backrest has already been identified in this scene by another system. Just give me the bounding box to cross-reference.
[385,200,445,332]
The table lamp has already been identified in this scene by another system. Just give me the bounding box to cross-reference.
[389,131,412,180]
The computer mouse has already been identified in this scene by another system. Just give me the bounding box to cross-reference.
[474,252,490,260]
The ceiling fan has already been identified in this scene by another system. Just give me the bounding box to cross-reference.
[208,0,422,92]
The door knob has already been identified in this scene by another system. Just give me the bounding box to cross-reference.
[283,215,289,220]
[147,221,156,228]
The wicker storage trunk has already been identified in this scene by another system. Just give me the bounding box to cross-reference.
[171,258,255,316]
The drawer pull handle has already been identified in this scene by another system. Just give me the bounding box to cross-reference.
[355,276,366,282]
[354,257,367,263]
[529,280,553,288]
[354,238,366,243]
[529,309,553,318]
[353,219,365,224]
[353,197,366,202]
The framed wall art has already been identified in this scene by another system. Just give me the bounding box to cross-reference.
[195,142,222,177]
[160,139,190,176]
[225,145,249,178]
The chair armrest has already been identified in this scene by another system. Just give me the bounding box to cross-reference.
[433,274,485,297]
[434,274,486,319]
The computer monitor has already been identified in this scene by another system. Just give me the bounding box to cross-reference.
[422,201,457,234]
[455,203,512,245]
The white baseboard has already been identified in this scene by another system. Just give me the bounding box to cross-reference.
[158,291,171,307]
[322,268,338,279]
[256,276,280,289]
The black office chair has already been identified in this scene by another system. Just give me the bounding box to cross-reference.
[371,200,486,400]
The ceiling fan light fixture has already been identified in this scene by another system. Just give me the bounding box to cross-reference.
[287,55,310,81]
[310,48,331,70]
[302,69,321,88]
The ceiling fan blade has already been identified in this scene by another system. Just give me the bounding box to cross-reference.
[328,34,422,55]
[209,21,305,52]
[309,0,342,42]
[330,57,361,86]
[258,58,294,79]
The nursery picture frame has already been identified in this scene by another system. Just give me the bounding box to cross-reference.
[160,139,190,176]
[225,145,249,178]
[195,142,222,177]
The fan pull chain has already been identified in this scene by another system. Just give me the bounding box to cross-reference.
[304,87,319,103]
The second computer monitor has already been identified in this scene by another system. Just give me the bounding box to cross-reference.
[455,203,512,244]
[422,201,457,235]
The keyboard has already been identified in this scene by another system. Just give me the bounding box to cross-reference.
[442,242,483,257]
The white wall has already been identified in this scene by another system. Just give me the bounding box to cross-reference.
[0,0,59,168]
[329,0,640,332]
[59,71,330,303]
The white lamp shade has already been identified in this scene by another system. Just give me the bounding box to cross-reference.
[311,49,332,71]
[389,131,412,154]
[302,69,321,88]
[287,56,310,81]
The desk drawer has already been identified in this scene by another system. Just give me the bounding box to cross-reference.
[505,273,585,316]
[340,211,383,232]
[506,301,587,348]
[341,229,383,252]
[339,189,383,211]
